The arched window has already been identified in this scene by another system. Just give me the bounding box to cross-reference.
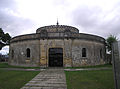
[26,48,30,57]
[82,48,86,57]
[12,50,14,58]
[100,49,102,58]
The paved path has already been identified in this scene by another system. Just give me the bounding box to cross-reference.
[64,67,112,71]
[0,67,112,71]
[21,68,67,89]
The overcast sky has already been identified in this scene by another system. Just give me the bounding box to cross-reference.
[0,0,120,54]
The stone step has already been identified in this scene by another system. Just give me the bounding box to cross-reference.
[21,86,67,89]
[29,81,66,83]
[23,84,67,87]
[34,77,62,78]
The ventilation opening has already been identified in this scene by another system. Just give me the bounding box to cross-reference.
[26,48,30,58]
[12,50,14,58]
[82,48,86,57]
[100,49,102,58]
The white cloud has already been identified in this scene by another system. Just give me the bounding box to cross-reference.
[0,46,9,55]
[0,0,120,54]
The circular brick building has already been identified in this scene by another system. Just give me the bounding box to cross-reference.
[9,24,106,67]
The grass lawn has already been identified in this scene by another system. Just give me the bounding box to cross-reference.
[66,64,112,69]
[0,62,42,69]
[0,62,112,69]
[65,70,115,89]
[0,69,39,89]
[0,62,114,89]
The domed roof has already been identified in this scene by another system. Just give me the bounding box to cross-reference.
[36,25,79,33]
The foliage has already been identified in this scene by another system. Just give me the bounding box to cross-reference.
[106,35,117,53]
[0,69,39,89]
[0,28,11,50]
[106,35,118,64]
[65,70,114,89]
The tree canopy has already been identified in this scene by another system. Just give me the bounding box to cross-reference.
[106,35,118,64]
[106,35,117,53]
[0,28,11,50]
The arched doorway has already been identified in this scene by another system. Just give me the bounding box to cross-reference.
[49,48,63,67]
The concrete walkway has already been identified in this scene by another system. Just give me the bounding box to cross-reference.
[0,67,112,71]
[21,68,67,89]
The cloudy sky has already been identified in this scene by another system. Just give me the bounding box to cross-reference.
[0,0,120,54]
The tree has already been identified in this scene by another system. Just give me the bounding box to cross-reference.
[106,35,117,64]
[0,28,11,50]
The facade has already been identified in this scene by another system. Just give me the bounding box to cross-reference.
[9,24,106,67]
